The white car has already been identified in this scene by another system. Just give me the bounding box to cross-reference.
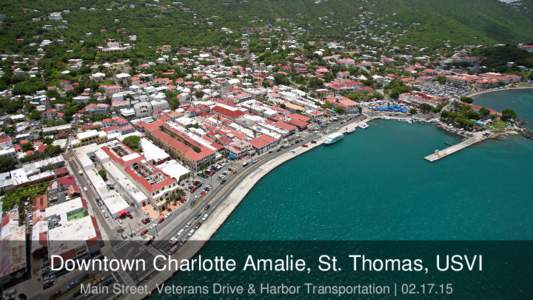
[176,229,185,236]
[169,236,179,245]
[187,229,195,237]
[201,213,209,221]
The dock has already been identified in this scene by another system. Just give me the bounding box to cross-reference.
[424,134,488,162]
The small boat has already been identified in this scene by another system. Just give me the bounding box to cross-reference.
[345,127,356,134]
[358,122,369,129]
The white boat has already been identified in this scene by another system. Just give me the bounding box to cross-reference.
[358,122,369,129]
[324,132,344,145]
[345,127,356,134]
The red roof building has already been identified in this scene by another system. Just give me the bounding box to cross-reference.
[325,96,359,113]
[138,116,216,170]
[249,134,278,153]
[212,104,246,119]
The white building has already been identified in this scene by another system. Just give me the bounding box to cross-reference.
[48,12,62,21]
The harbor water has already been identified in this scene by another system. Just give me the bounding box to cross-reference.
[154,89,533,299]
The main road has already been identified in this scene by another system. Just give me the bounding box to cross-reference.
[153,115,364,251]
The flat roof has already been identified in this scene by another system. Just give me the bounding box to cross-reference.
[141,138,170,162]
[86,168,130,215]
[158,159,191,180]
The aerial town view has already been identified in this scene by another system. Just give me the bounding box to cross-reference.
[1,0,533,299]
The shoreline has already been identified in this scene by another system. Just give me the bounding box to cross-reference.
[467,84,533,98]
[190,117,369,243]
[137,117,368,299]
[138,107,519,299]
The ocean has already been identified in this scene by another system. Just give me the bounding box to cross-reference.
[153,89,533,299]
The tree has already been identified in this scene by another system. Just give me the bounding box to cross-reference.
[261,80,272,88]
[98,169,107,181]
[12,78,46,95]
[419,103,433,114]
[0,156,17,172]
[334,106,346,114]
[386,79,411,99]
[274,73,290,85]
[460,96,473,104]
[467,110,481,120]
[21,142,33,152]
[342,91,371,101]
[501,109,517,121]
[44,144,61,157]
[293,75,307,85]
[194,90,205,99]
[89,113,111,122]
[0,98,23,114]
[123,135,141,152]
[307,77,323,89]
[165,91,179,110]
[409,108,418,114]
[29,110,41,120]
[435,76,447,84]
[479,107,490,118]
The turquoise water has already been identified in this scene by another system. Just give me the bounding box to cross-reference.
[153,90,533,299]
[474,88,533,129]
[211,120,533,240]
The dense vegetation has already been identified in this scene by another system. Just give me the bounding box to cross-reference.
[1,0,533,57]
[123,135,141,152]
[2,182,48,212]
[473,45,533,72]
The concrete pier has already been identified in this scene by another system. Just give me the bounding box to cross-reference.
[425,134,487,162]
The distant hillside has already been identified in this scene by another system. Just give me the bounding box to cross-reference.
[185,0,533,45]
[1,0,533,53]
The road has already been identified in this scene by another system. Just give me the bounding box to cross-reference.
[61,114,361,289]
[64,152,118,240]
[152,114,364,253]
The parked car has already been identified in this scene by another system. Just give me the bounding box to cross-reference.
[169,236,179,245]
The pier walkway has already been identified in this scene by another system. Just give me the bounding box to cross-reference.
[425,133,488,162]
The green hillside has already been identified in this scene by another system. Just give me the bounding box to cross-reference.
[1,0,533,54]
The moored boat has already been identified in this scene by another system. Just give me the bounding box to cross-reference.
[324,132,344,145]
[358,122,369,129]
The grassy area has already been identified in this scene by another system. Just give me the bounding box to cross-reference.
[1,182,48,212]
[488,120,509,131]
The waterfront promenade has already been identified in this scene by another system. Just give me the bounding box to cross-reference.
[133,118,367,300]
